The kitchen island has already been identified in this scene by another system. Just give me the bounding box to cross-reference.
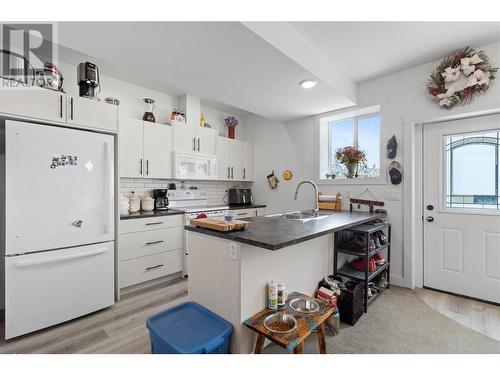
[184,210,384,354]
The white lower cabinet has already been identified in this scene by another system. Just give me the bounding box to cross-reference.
[228,207,266,219]
[119,227,183,261]
[120,250,183,289]
[119,215,184,289]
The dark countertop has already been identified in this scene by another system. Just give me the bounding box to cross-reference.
[228,204,267,209]
[120,209,185,220]
[184,210,385,250]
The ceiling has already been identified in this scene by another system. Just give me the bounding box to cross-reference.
[291,22,500,82]
[57,22,354,122]
[55,22,500,122]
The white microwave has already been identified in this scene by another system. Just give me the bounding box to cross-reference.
[173,152,218,180]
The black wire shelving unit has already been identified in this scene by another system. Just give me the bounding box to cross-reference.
[334,221,391,313]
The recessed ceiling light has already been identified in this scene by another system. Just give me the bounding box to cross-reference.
[300,80,317,89]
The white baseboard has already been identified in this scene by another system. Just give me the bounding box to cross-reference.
[120,272,184,297]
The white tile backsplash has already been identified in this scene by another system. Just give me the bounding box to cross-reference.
[120,178,252,206]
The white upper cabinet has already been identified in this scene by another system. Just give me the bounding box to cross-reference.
[0,89,66,123]
[197,126,217,155]
[143,122,172,178]
[172,122,217,156]
[0,89,118,133]
[172,122,197,154]
[119,119,172,179]
[216,136,231,180]
[216,136,253,181]
[120,119,144,178]
[229,139,242,181]
[241,141,254,181]
[67,96,118,133]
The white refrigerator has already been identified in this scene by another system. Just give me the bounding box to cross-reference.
[2,120,115,339]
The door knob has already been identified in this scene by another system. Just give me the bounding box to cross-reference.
[426,216,434,222]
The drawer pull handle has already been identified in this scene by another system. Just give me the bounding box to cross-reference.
[237,213,246,216]
[146,264,164,271]
[145,222,164,226]
[145,240,164,246]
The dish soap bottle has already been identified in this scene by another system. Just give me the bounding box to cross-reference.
[200,113,205,127]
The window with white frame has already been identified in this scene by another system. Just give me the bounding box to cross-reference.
[319,106,381,180]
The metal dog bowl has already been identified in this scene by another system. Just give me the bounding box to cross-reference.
[289,297,320,314]
[263,312,297,334]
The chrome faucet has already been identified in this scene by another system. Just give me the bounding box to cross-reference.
[294,180,319,213]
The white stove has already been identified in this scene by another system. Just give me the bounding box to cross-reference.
[167,190,229,276]
[168,190,229,218]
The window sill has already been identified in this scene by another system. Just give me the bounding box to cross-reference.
[317,176,387,186]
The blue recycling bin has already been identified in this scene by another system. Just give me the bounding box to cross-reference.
[146,302,233,354]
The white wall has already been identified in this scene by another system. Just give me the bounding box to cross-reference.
[201,105,246,140]
[246,41,500,287]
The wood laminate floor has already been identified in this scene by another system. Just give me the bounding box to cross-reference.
[0,277,188,354]
[415,287,500,342]
[1,280,499,354]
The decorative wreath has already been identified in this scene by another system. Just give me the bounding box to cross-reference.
[427,46,498,109]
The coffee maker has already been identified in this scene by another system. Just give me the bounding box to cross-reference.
[77,62,101,99]
[153,189,169,211]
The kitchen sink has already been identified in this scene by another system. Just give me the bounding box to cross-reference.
[267,209,330,223]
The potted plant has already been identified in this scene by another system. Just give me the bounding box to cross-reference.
[335,146,366,178]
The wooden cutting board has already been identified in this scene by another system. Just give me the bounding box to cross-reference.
[190,218,250,232]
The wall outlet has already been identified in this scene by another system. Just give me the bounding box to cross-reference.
[229,241,238,260]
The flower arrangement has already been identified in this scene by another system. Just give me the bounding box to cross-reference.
[335,146,366,165]
[224,116,239,128]
[427,46,498,109]
[224,116,239,139]
[335,146,366,178]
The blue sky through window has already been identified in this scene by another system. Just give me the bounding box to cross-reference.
[328,114,380,178]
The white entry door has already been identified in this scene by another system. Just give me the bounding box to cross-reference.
[423,114,500,303]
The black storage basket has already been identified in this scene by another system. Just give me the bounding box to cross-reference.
[338,282,365,325]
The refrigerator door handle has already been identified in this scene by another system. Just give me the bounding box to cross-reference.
[14,248,108,268]
[103,142,113,234]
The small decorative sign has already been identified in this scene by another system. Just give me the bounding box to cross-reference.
[50,154,78,169]
[282,169,293,181]
[267,170,279,189]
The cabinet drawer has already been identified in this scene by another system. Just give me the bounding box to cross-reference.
[119,227,183,261]
[229,208,256,219]
[119,249,183,289]
[120,215,183,234]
